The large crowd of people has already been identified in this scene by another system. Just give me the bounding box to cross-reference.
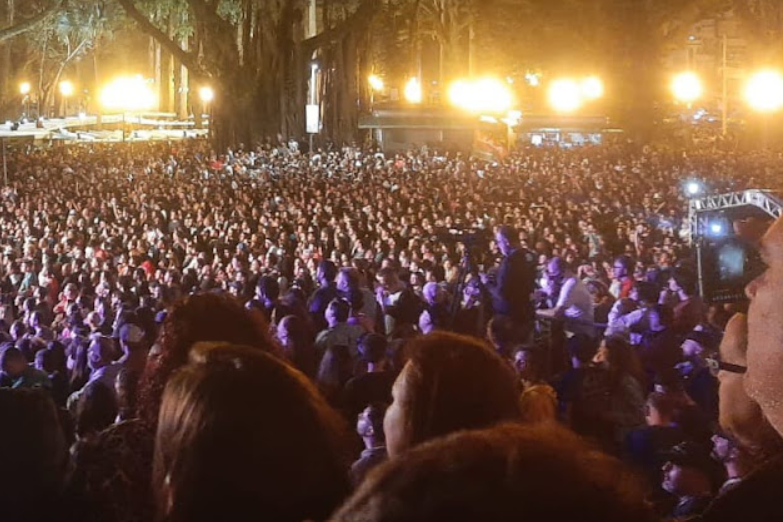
[2,138,783,522]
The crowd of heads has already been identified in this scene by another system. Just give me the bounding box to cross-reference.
[1,139,783,521]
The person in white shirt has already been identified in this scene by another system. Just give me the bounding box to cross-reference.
[605,281,660,344]
[541,257,595,338]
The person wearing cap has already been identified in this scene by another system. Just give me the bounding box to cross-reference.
[662,442,720,520]
[677,330,719,422]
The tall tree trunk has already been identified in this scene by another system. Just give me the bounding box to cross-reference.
[178,13,189,121]
[93,53,102,125]
[0,0,14,117]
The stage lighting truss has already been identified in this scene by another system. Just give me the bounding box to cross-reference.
[688,189,782,244]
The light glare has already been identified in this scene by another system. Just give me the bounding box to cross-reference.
[548,79,582,113]
[59,81,74,97]
[744,70,783,113]
[20,82,31,95]
[368,75,384,91]
[199,86,214,103]
[581,76,603,100]
[671,72,702,104]
[404,78,422,104]
[101,75,157,111]
[448,78,513,113]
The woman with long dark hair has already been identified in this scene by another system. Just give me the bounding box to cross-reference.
[153,343,349,522]
[592,335,647,451]
[383,332,520,457]
[67,293,274,522]
[276,314,318,379]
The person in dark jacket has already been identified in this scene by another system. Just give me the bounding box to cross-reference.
[309,260,340,332]
[482,226,536,342]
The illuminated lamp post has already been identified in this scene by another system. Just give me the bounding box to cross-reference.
[60,80,74,117]
[368,74,384,110]
[198,86,214,135]
[20,82,31,118]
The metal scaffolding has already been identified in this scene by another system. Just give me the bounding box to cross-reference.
[688,189,783,244]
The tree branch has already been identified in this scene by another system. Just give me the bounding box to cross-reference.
[187,0,239,65]
[0,0,62,44]
[302,0,378,53]
[116,0,207,79]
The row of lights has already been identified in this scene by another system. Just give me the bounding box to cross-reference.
[374,68,783,115]
[18,78,216,112]
[672,69,783,112]
[373,74,603,114]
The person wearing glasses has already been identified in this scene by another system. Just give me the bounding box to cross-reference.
[699,314,783,522]
[609,255,634,300]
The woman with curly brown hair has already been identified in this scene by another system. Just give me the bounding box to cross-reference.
[66,293,274,522]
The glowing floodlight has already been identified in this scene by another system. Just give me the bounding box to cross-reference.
[199,86,215,103]
[548,79,582,113]
[404,77,422,104]
[744,70,783,113]
[100,75,157,112]
[59,81,74,97]
[369,75,384,91]
[448,78,513,113]
[672,72,703,104]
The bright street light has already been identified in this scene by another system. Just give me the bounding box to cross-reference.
[448,77,513,113]
[671,72,702,104]
[198,86,214,103]
[100,75,157,111]
[404,77,422,104]
[581,76,604,100]
[548,79,582,113]
[744,70,783,113]
[59,80,74,97]
[368,75,384,91]
[20,82,31,95]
